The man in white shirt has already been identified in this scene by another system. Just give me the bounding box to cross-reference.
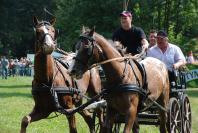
[147,30,186,82]
[148,30,157,48]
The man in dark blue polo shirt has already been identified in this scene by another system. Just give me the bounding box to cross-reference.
[112,11,148,55]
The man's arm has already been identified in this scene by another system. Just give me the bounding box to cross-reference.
[136,27,148,50]
[173,60,186,69]
[141,38,149,50]
[173,45,186,69]
[133,38,149,58]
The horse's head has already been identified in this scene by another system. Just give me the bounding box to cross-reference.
[33,16,58,54]
[69,26,101,79]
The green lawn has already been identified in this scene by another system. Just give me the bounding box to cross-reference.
[0,76,197,133]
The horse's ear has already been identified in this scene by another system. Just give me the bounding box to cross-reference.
[89,26,95,36]
[33,16,39,27]
[50,17,56,25]
[81,25,86,33]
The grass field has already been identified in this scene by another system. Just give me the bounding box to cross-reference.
[0,76,197,133]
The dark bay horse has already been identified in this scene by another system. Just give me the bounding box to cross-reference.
[69,27,170,133]
[20,17,102,133]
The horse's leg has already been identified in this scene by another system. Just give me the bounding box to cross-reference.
[124,107,137,133]
[159,109,167,133]
[79,110,95,133]
[101,106,116,133]
[132,117,139,133]
[88,68,104,132]
[20,107,51,133]
[124,95,139,133]
[66,115,78,133]
[95,107,104,133]
[160,86,169,133]
[159,97,167,133]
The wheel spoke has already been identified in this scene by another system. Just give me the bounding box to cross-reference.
[175,119,182,124]
[175,110,179,119]
[184,121,187,131]
[171,125,175,133]
[187,119,191,127]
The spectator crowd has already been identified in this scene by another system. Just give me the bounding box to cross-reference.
[0,56,33,79]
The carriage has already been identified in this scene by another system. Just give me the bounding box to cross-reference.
[20,18,191,133]
[66,65,191,133]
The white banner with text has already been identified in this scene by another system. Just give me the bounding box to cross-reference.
[185,69,198,82]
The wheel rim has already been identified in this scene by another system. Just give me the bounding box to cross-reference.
[182,96,191,133]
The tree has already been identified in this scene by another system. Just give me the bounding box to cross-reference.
[0,0,197,57]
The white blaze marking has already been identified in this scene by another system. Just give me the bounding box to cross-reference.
[42,25,53,46]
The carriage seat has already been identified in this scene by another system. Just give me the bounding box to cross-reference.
[169,68,186,90]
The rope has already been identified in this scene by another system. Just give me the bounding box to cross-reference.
[88,55,138,70]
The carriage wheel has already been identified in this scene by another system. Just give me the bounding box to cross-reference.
[167,98,182,133]
[181,95,191,133]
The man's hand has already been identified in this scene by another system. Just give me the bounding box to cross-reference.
[141,39,149,51]
[173,63,179,69]
[173,60,186,70]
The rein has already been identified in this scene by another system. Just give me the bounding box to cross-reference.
[88,55,138,70]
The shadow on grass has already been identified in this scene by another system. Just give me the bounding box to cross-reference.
[0,85,31,89]
[0,92,32,98]
[187,89,198,98]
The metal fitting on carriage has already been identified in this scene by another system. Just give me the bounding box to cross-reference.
[170,81,176,88]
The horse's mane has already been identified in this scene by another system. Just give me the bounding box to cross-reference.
[95,33,122,56]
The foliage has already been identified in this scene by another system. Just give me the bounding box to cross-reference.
[0,0,56,57]
[0,0,197,57]
[185,38,198,55]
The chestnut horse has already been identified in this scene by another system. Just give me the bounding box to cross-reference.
[69,27,170,133]
[20,18,103,133]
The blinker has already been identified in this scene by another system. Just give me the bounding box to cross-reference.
[79,35,94,42]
